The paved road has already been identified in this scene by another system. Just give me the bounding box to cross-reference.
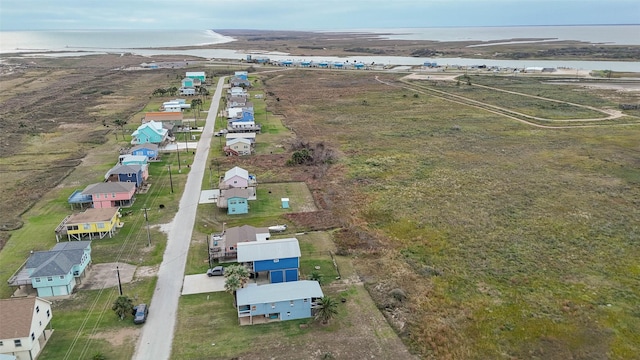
[132,77,226,360]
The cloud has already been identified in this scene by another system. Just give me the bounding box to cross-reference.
[1,0,639,30]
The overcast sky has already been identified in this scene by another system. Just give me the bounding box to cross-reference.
[1,0,638,30]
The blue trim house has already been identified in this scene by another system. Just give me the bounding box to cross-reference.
[130,143,159,160]
[23,241,92,297]
[237,238,301,283]
[236,281,323,325]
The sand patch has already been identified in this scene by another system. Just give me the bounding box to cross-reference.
[90,327,140,347]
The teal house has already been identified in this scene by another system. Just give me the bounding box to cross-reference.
[186,71,206,82]
[131,121,169,145]
[222,188,249,215]
[181,77,194,88]
[22,241,92,297]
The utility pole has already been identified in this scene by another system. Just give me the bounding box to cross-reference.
[176,147,181,172]
[116,266,123,296]
[209,166,212,189]
[168,165,174,193]
[143,208,151,247]
[207,235,212,268]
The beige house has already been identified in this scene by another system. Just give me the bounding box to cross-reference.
[0,297,53,360]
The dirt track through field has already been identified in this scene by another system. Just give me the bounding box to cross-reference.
[383,75,636,129]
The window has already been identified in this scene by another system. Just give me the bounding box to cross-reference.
[290,301,294,307]
[39,321,42,327]
[251,305,257,311]
[273,259,279,263]
[103,193,108,199]
[83,223,91,230]
[287,312,291,316]
[95,193,100,199]
[112,193,116,198]
[35,278,41,283]
[14,340,21,347]
[0,341,3,346]
[47,310,50,318]
[271,303,276,309]
[31,333,35,341]
[36,306,40,313]
[303,298,308,303]
[97,222,105,229]
[47,277,53,282]
[60,276,65,280]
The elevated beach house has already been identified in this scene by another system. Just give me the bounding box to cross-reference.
[210,225,270,261]
[237,238,301,283]
[218,187,250,215]
[105,164,147,188]
[236,281,323,325]
[80,182,136,209]
[131,120,170,145]
[129,143,159,161]
[55,207,120,241]
[0,297,53,360]
[8,241,92,297]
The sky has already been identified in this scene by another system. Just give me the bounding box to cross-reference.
[0,0,638,31]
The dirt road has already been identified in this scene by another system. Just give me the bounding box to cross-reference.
[132,77,226,360]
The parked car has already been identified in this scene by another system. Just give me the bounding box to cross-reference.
[133,303,148,324]
[207,266,224,277]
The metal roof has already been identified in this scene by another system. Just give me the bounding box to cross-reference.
[237,238,300,262]
[236,280,323,306]
[224,166,249,182]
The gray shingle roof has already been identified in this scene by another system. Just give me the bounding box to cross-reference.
[82,182,136,195]
[26,242,90,277]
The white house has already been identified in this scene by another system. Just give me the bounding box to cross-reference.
[0,297,53,360]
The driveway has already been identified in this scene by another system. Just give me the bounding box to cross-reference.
[181,274,226,295]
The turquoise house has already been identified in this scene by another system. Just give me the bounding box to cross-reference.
[186,71,206,82]
[223,188,249,215]
[181,77,194,88]
[24,241,92,297]
[131,121,169,145]
[236,281,323,325]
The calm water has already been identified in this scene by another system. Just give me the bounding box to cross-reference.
[350,25,640,45]
[1,26,639,71]
[0,29,233,53]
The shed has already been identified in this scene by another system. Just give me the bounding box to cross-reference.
[281,198,290,209]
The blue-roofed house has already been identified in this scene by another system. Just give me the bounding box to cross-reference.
[236,281,323,325]
[10,241,92,297]
[237,238,300,283]
[354,62,365,70]
[181,77,194,88]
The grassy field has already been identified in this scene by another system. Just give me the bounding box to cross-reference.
[263,70,640,359]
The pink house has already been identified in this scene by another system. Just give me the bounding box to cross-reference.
[220,166,250,189]
[81,182,137,208]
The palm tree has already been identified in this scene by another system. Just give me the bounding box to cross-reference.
[112,295,133,320]
[225,264,250,287]
[314,296,338,325]
[113,118,127,140]
[224,264,250,306]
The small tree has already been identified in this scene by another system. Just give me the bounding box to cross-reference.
[308,270,323,285]
[112,295,134,320]
[314,296,339,325]
[225,264,250,287]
